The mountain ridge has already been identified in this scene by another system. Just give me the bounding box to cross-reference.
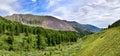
[65,21,101,33]
[5,14,102,34]
[5,14,76,31]
[82,24,102,32]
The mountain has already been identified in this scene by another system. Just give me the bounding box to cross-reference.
[5,14,76,31]
[65,21,91,34]
[5,14,101,34]
[66,21,101,34]
[82,24,102,32]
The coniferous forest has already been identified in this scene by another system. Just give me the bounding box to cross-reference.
[0,16,82,52]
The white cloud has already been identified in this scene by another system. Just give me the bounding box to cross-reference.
[47,0,62,8]
[0,0,20,16]
[32,0,37,2]
[46,0,120,28]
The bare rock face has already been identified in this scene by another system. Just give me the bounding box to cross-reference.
[5,14,76,31]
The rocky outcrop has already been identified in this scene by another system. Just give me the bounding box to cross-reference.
[5,14,76,31]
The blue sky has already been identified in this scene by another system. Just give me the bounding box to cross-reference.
[0,0,120,28]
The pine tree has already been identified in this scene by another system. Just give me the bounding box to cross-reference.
[36,34,47,49]
[7,36,14,45]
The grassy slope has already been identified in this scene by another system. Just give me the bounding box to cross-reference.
[75,27,120,56]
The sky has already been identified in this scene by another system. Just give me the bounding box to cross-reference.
[0,0,120,28]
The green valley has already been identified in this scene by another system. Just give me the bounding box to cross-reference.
[0,15,120,56]
[0,14,120,56]
[0,0,120,56]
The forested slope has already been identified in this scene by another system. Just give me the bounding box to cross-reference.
[0,16,82,56]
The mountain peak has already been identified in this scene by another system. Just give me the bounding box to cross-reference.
[5,14,76,31]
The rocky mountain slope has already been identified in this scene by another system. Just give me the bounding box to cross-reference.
[5,14,102,33]
[5,14,76,31]
[65,21,91,34]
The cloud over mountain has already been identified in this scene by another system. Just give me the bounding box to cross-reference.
[46,0,120,28]
[0,0,120,28]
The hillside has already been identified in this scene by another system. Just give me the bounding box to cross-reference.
[51,19,120,56]
[53,26,120,56]
[75,27,120,56]
[5,14,76,31]
[109,19,120,28]
[73,19,120,56]
[0,16,82,56]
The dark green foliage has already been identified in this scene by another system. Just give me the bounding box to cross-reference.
[109,19,120,28]
[6,36,14,51]
[0,16,82,51]
[7,36,14,45]
[37,34,47,49]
